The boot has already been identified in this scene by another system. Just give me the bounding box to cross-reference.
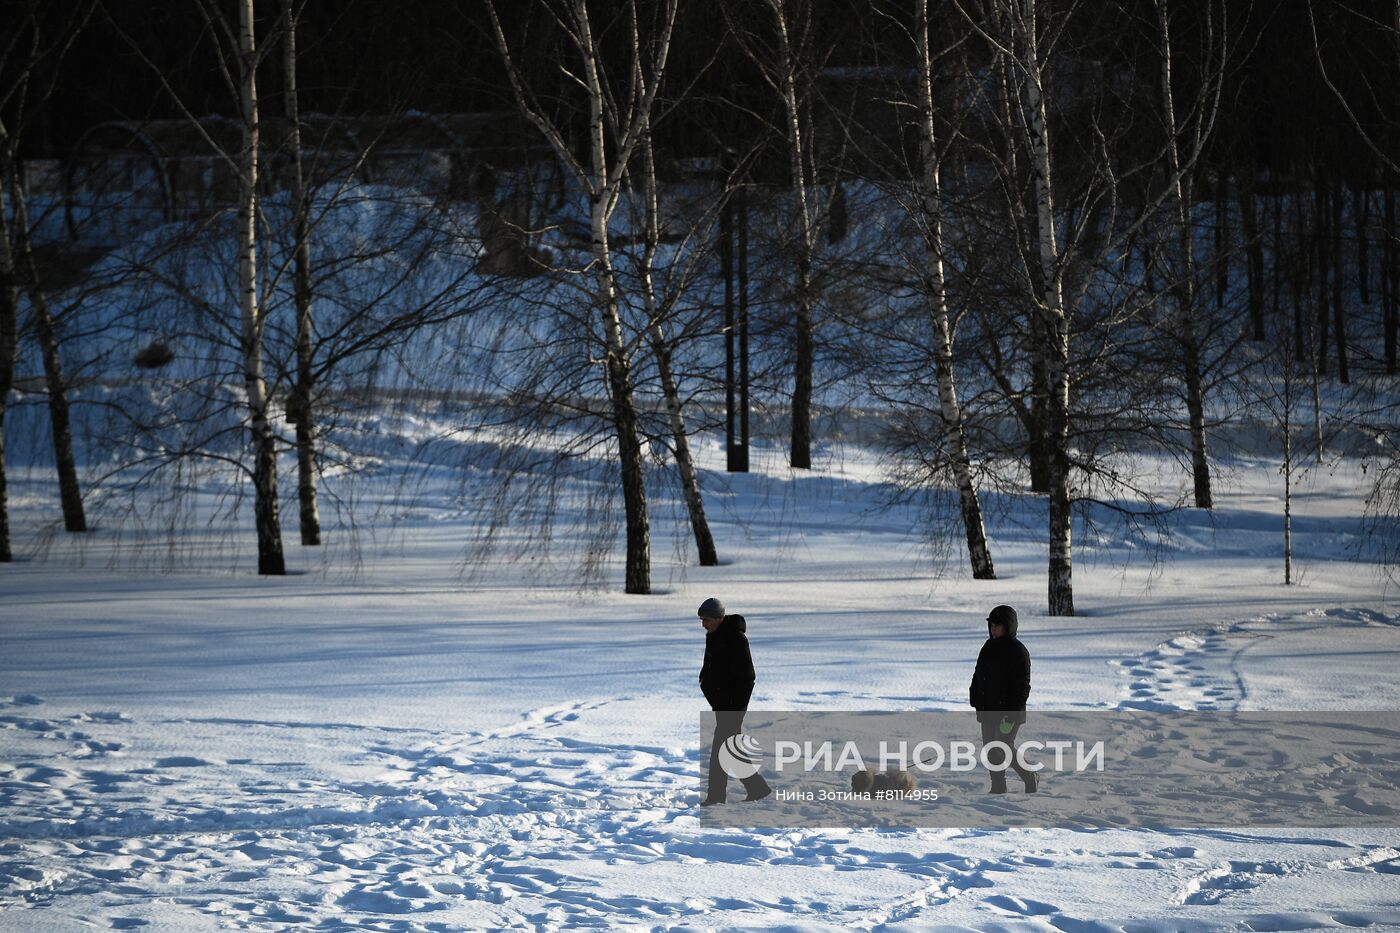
[1020,769,1038,794]
[741,775,772,802]
[988,772,1008,794]
[700,795,726,807]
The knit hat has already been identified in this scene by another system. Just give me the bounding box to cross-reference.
[697,597,726,620]
[987,605,1018,636]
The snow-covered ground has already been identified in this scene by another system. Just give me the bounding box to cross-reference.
[2,435,1398,930]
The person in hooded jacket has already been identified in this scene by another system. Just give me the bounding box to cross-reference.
[697,597,772,806]
[969,604,1038,793]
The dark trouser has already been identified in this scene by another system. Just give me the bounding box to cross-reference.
[980,717,1036,788]
[706,710,771,801]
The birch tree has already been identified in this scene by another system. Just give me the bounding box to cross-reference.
[0,2,94,536]
[634,115,719,567]
[487,0,677,594]
[769,0,818,470]
[978,0,1052,495]
[234,0,285,574]
[280,0,320,547]
[3,160,88,534]
[1155,0,1214,509]
[950,0,1231,614]
[1010,0,1075,615]
[720,0,823,469]
[914,0,995,579]
[113,0,289,573]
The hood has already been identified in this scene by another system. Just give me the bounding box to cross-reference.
[987,605,1018,638]
[718,613,747,634]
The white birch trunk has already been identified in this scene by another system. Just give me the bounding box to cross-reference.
[989,1,1051,494]
[487,0,674,593]
[1018,0,1074,616]
[639,129,717,566]
[282,0,321,547]
[578,0,651,594]
[238,0,285,575]
[1156,0,1213,509]
[770,0,816,469]
[917,0,994,580]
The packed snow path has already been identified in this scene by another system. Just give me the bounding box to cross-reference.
[1116,607,1400,712]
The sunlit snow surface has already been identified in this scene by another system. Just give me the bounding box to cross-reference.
[2,438,1398,931]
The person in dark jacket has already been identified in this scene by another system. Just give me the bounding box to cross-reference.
[698,596,772,806]
[969,604,1038,793]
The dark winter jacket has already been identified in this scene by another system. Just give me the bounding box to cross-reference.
[969,614,1031,723]
[700,614,756,711]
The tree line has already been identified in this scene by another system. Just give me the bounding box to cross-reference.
[2,0,1397,612]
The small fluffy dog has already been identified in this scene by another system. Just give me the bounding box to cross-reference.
[851,767,917,795]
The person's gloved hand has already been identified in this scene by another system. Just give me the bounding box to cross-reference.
[998,715,1015,735]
